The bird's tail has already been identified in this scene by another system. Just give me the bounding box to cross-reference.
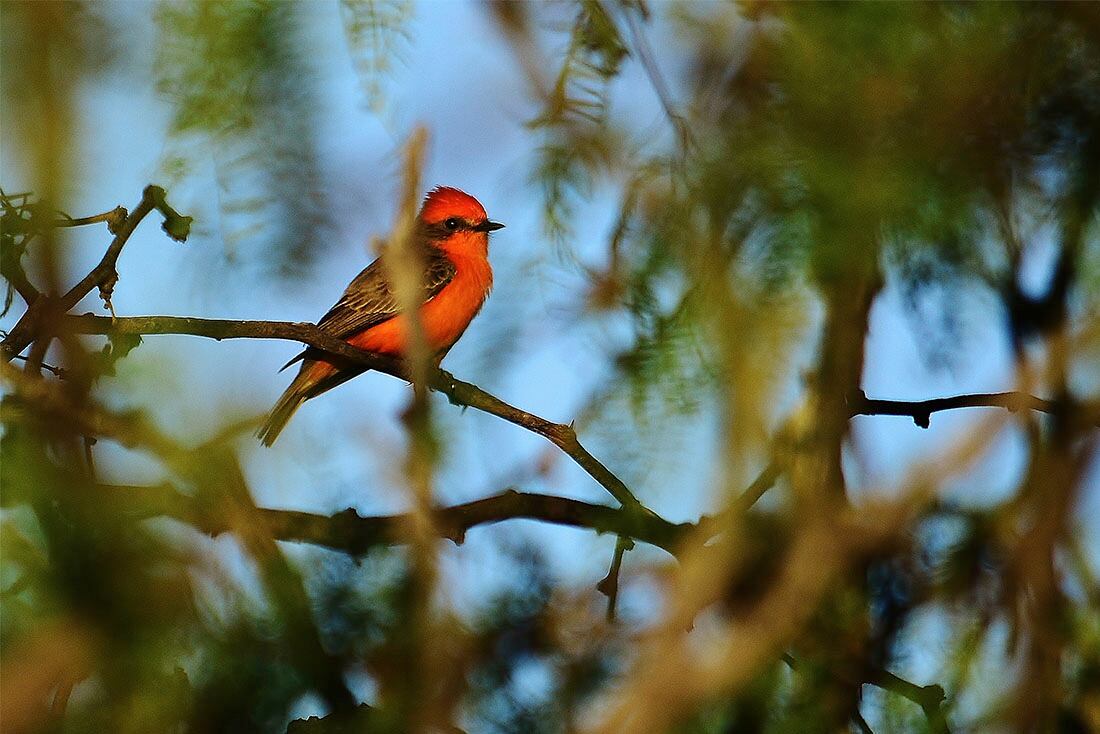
[257,384,308,447]
[258,359,331,446]
[258,360,355,446]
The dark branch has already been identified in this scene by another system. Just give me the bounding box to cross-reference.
[596,535,635,621]
[101,483,693,557]
[850,390,1075,428]
[872,670,949,734]
[783,653,950,734]
[0,250,41,306]
[55,314,1076,511]
[54,206,129,233]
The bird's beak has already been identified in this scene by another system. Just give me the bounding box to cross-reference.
[474,220,505,232]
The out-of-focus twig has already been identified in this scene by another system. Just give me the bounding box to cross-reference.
[204,450,357,713]
[589,498,923,734]
[731,459,783,513]
[95,483,693,557]
[783,652,950,734]
[0,250,41,307]
[9,354,63,377]
[616,1,693,154]
[873,669,950,734]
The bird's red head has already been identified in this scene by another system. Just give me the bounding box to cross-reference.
[418,187,504,254]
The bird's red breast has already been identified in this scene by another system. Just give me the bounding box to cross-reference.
[345,250,492,357]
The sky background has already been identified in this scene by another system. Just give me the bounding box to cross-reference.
[2,1,1097,728]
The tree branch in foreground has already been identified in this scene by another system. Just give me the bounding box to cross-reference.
[61,313,655,515]
[102,483,692,557]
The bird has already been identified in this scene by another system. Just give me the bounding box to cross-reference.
[257,186,503,446]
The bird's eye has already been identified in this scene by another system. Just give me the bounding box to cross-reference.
[443,217,460,231]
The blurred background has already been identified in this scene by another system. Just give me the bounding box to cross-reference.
[2,2,1098,732]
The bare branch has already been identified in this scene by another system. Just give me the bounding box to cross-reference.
[1,185,190,361]
[53,206,128,233]
[99,483,692,557]
[60,313,655,514]
[850,391,1082,427]
[783,653,950,734]
[596,535,635,621]
[872,669,949,734]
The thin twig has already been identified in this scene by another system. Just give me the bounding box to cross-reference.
[53,206,128,233]
[597,535,635,621]
[617,1,694,155]
[10,353,64,377]
[731,460,783,513]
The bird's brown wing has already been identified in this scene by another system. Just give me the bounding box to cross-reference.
[317,249,456,337]
[279,249,456,371]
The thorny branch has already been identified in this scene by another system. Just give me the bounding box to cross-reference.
[60,313,656,515]
[596,535,635,621]
[850,389,1085,428]
[95,483,691,558]
[0,185,191,358]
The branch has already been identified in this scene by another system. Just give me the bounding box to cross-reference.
[0,249,41,307]
[1,185,190,360]
[850,390,1072,428]
[54,206,128,233]
[61,314,656,515]
[783,650,950,733]
[100,484,693,557]
[59,186,176,313]
[596,535,635,621]
[872,669,949,734]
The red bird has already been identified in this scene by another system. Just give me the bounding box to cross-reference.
[258,186,503,446]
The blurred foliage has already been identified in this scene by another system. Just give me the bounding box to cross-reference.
[339,0,414,115]
[155,1,330,277]
[3,2,1100,734]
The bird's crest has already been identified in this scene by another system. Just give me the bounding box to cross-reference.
[420,186,488,225]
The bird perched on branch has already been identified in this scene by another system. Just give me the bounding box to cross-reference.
[258,186,503,446]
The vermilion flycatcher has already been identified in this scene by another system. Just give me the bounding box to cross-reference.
[258,186,503,445]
